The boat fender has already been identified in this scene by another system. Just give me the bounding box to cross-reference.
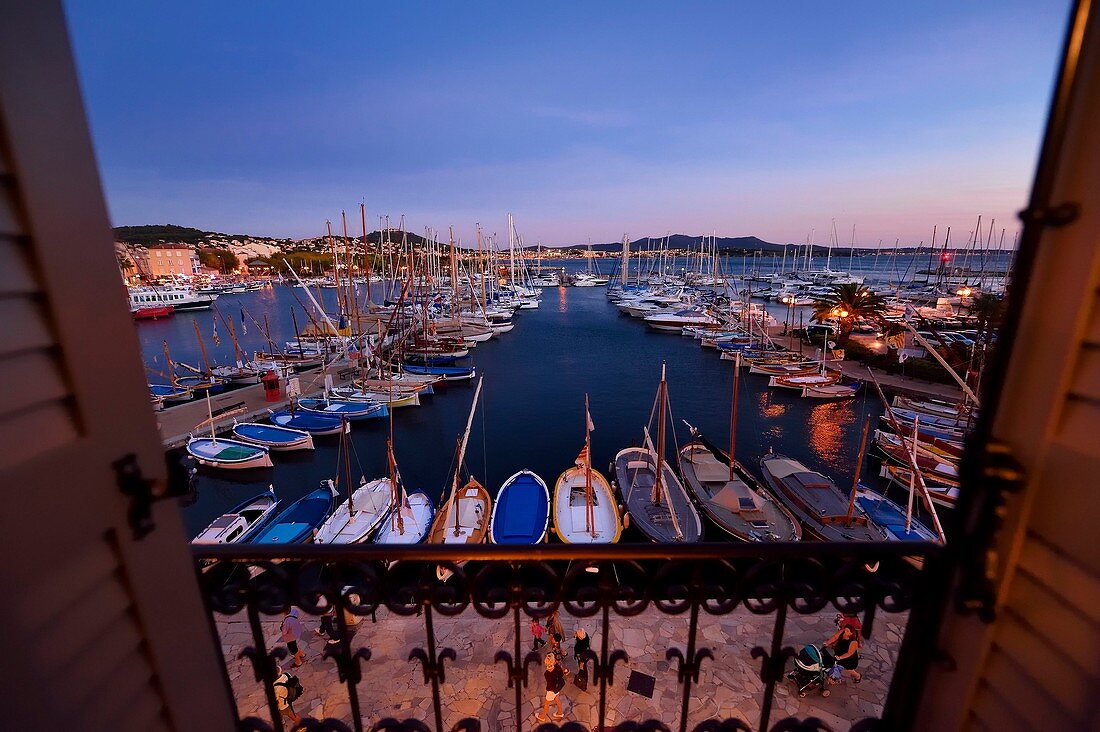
[621,509,630,530]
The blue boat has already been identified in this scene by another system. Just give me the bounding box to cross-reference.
[297,399,388,421]
[402,364,477,381]
[250,483,339,544]
[403,353,462,365]
[269,410,348,435]
[489,469,550,545]
[149,382,192,402]
[232,421,314,451]
[854,485,940,542]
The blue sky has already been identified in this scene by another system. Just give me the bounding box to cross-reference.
[64,1,1068,246]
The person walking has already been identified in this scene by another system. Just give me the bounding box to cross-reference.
[536,652,569,722]
[281,607,305,667]
[572,628,591,671]
[548,609,565,659]
[273,665,303,725]
[824,625,862,683]
[530,618,547,650]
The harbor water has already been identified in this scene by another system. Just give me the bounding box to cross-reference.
[135,255,970,538]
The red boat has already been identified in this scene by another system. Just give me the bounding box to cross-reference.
[132,305,175,320]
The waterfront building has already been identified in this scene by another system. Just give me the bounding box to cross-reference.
[132,243,202,278]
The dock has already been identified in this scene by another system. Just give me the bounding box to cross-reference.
[764,334,966,401]
[156,365,357,448]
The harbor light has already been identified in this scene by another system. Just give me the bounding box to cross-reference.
[957,286,972,297]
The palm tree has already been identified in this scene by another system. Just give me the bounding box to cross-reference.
[810,283,887,346]
[967,293,1004,348]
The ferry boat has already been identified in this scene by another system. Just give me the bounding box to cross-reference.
[129,286,218,312]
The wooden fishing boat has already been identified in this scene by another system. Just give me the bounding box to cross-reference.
[553,451,622,544]
[314,477,394,544]
[891,407,972,430]
[489,470,550,545]
[552,396,621,544]
[801,381,861,399]
[232,422,314,451]
[875,428,963,460]
[374,493,435,545]
[269,410,349,435]
[427,379,491,579]
[176,374,228,395]
[191,488,278,544]
[400,364,476,381]
[768,371,841,390]
[297,398,388,421]
[149,382,192,402]
[615,366,703,543]
[879,465,959,508]
[330,386,421,408]
[881,415,966,443]
[873,433,959,482]
[186,436,272,470]
[758,454,886,541]
[892,395,977,422]
[854,486,940,542]
[749,361,818,376]
[250,482,339,544]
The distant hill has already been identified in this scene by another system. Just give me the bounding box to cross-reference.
[114,225,227,245]
[558,234,785,253]
[113,224,434,249]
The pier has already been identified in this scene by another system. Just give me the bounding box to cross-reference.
[155,365,357,448]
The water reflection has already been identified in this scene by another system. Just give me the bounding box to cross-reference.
[806,402,856,465]
[758,390,787,419]
[558,286,568,312]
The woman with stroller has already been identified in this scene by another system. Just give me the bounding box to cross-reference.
[824,624,862,683]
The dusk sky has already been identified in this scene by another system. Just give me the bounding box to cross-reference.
[65,1,1068,247]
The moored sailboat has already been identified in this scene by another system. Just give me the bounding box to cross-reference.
[489,470,550,545]
[427,378,491,579]
[615,365,703,543]
[552,396,622,544]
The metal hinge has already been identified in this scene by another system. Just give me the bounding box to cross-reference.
[1018,201,1079,227]
[113,452,196,540]
[955,440,1026,623]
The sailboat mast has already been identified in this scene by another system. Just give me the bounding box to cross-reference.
[652,364,667,505]
[844,417,871,524]
[162,340,178,387]
[728,352,741,480]
[191,320,213,376]
[584,393,594,536]
[905,416,919,533]
[361,204,373,304]
[449,377,484,535]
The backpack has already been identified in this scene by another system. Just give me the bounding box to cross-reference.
[276,673,304,703]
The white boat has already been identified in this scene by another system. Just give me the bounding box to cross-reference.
[186,436,273,470]
[313,477,395,544]
[644,308,719,332]
[192,488,278,544]
[313,424,395,544]
[128,286,218,312]
[374,493,435,545]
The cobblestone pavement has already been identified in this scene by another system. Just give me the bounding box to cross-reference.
[216,606,905,730]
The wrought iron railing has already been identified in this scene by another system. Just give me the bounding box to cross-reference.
[194,542,939,732]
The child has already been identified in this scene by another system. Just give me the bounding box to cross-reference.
[531,618,547,650]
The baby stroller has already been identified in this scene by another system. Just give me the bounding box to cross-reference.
[787,644,835,697]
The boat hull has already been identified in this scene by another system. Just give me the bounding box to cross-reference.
[489,470,550,545]
[186,437,273,470]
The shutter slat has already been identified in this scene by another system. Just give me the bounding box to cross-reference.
[79,647,161,729]
[0,239,36,295]
[1018,532,1100,617]
[970,681,1041,731]
[1007,573,1099,674]
[1056,399,1100,456]
[0,400,77,469]
[980,646,1076,731]
[0,175,20,235]
[1068,346,1100,402]
[0,296,52,353]
[991,615,1089,718]
[0,349,68,419]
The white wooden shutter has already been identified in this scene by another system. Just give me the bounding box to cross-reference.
[0,3,234,729]
[915,5,1100,729]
